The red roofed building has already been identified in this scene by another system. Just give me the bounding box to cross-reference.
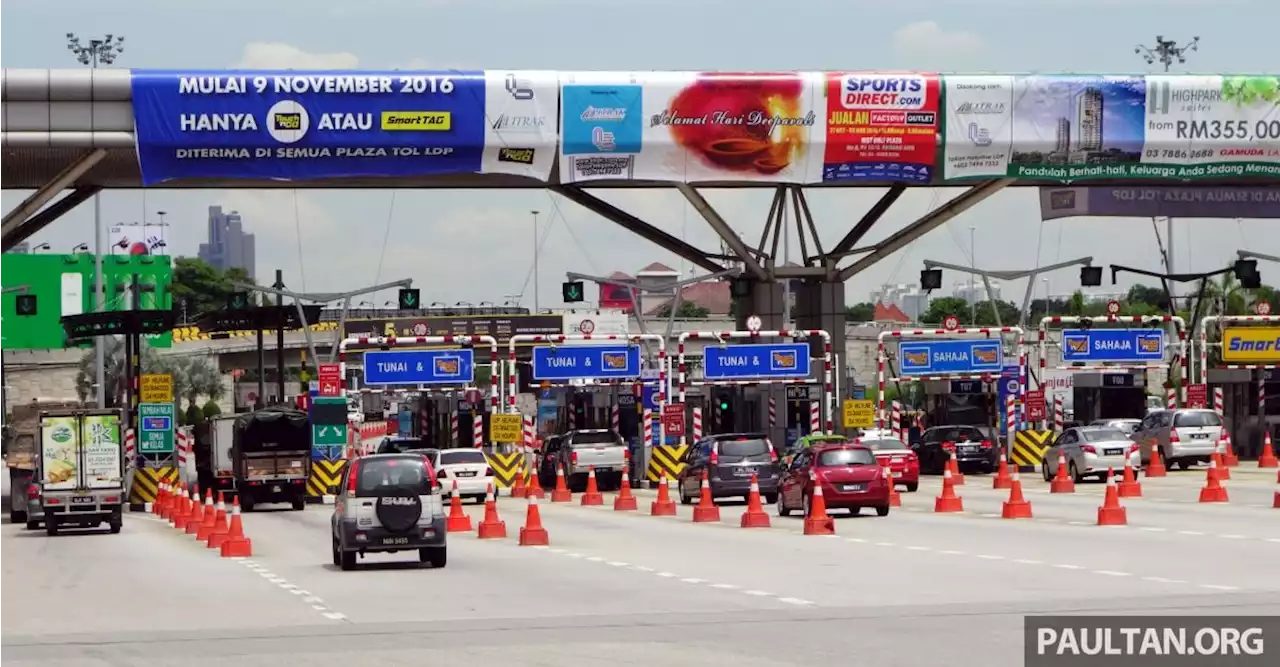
[873,301,912,324]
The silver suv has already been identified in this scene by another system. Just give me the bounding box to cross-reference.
[1132,409,1224,470]
[332,453,447,571]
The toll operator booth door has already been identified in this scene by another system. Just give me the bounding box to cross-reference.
[617,393,640,442]
[1072,373,1146,425]
[924,379,994,430]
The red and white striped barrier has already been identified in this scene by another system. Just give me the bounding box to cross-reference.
[891,401,903,441]
[523,415,535,448]
[610,405,619,433]
[767,397,776,428]
[1053,395,1065,433]
[124,428,136,460]
[1214,386,1225,419]
[1166,387,1177,410]
[691,407,703,441]
[1197,315,1280,383]
[1005,394,1016,451]
[472,414,484,449]
[809,401,820,435]
[642,409,653,447]
[449,413,459,448]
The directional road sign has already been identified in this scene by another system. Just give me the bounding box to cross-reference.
[532,344,641,380]
[312,424,347,447]
[898,339,1002,376]
[138,403,175,454]
[702,343,810,380]
[363,349,475,385]
[1061,329,1164,363]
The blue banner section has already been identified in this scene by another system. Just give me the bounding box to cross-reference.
[898,339,1003,375]
[1061,329,1164,363]
[130,70,487,184]
[532,344,641,380]
[364,349,475,385]
[703,343,811,380]
[997,364,1022,436]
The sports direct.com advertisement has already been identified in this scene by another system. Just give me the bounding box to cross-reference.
[823,73,940,183]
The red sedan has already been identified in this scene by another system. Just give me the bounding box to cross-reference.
[776,444,891,517]
[861,437,920,492]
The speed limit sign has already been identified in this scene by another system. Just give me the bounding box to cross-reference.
[746,315,763,331]
[942,314,960,331]
[1106,300,1121,315]
[1257,301,1272,316]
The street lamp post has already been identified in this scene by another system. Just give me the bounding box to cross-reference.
[921,256,1096,327]
[531,210,541,313]
[68,32,125,409]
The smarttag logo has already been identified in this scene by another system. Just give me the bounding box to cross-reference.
[497,147,536,164]
[266,100,310,143]
[841,75,928,110]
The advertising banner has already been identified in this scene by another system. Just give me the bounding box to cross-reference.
[1221,327,1280,363]
[131,70,558,184]
[558,71,823,184]
[1142,75,1280,180]
[945,75,1146,181]
[822,73,940,183]
[81,413,123,489]
[1040,185,1280,220]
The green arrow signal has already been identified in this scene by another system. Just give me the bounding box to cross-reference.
[567,285,580,298]
[404,292,416,305]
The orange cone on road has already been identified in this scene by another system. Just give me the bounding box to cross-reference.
[1198,459,1229,503]
[1210,448,1230,481]
[1096,469,1127,526]
[153,482,166,516]
[206,492,230,548]
[1273,473,1279,509]
[525,467,545,500]
[185,487,205,534]
[1118,461,1142,498]
[550,463,572,503]
[1258,433,1278,468]
[517,494,550,546]
[934,468,964,513]
[650,471,677,516]
[1145,443,1167,477]
[884,467,901,507]
[446,480,473,533]
[511,467,528,499]
[219,497,253,557]
[477,484,508,539]
[692,471,720,523]
[580,467,604,506]
[992,454,1013,490]
[1001,472,1033,519]
[945,447,965,485]
[169,483,187,527]
[195,491,217,540]
[803,471,835,536]
[613,468,638,512]
[1222,434,1240,468]
[740,473,771,528]
[1050,452,1076,494]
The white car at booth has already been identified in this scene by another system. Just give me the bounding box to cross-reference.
[427,449,494,504]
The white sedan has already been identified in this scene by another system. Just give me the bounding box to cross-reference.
[1042,426,1141,483]
[428,448,494,503]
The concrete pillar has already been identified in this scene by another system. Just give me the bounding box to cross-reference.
[732,279,787,445]
[794,280,847,434]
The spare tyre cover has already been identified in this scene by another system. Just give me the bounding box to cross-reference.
[375,493,422,533]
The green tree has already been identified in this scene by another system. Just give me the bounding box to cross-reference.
[659,301,711,318]
[845,302,876,322]
[169,355,226,410]
[74,338,171,408]
[921,297,970,325]
[1127,284,1169,310]
[184,403,205,426]
[202,400,222,418]
[972,300,1021,326]
[171,257,258,321]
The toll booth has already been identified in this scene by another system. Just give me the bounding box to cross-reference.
[1071,372,1148,424]
[1206,368,1279,459]
[922,378,998,431]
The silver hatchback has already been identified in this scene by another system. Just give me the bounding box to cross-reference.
[1042,427,1140,483]
[1131,409,1224,470]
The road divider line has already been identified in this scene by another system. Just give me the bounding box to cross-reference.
[233,558,347,623]
[1094,570,1131,577]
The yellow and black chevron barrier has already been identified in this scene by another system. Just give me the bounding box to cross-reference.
[306,459,348,501]
[130,466,178,508]
[646,445,690,484]
[1012,430,1054,471]
[485,452,526,489]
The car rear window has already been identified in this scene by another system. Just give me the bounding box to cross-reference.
[439,450,488,465]
[1082,429,1129,442]
[930,427,985,442]
[1174,411,1222,427]
[571,431,619,445]
[354,457,432,496]
[817,449,876,467]
[717,438,770,457]
[862,439,907,451]
[380,438,428,453]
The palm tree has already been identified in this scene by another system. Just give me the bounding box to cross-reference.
[75,337,172,407]
[169,355,226,411]
[1191,266,1250,318]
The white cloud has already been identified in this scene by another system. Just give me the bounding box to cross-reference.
[891,21,988,60]
[234,42,360,69]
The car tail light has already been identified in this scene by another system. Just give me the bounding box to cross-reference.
[104,495,120,503]
[27,485,39,500]
[1081,445,1097,454]
[422,456,437,487]
[1219,427,1228,441]
[571,451,579,466]
[709,451,719,465]
[484,467,495,476]
[980,440,992,449]
[1170,429,1180,443]
[1127,444,1140,456]
[347,459,360,492]
[942,441,955,451]
[906,452,918,464]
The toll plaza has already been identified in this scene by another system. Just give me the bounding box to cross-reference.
[1197,313,1280,459]
[877,322,1027,452]
[1036,314,1187,429]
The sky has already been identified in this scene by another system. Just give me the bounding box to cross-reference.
[3,0,1278,310]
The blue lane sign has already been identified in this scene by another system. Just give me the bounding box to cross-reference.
[142,416,171,430]
[703,343,811,380]
[1061,329,1165,363]
[898,339,1003,375]
[364,349,475,385]
[532,344,641,380]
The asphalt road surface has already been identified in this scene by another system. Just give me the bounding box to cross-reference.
[4,465,1277,666]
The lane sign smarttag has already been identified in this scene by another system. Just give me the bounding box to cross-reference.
[363,349,475,385]
[1061,329,1164,363]
[532,344,641,380]
[898,339,1002,375]
[703,343,811,379]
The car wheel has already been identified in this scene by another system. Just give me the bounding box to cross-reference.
[777,492,791,517]
[679,483,693,505]
[25,519,39,530]
[1068,460,1083,483]
[108,515,122,534]
[905,483,919,493]
[1042,461,1052,482]
[875,505,890,517]
[802,493,812,518]
[340,549,357,571]
[421,546,447,568]
[1177,459,1191,470]
[764,493,778,505]
[332,538,341,567]
[11,510,27,524]
[292,498,306,511]
[473,495,486,505]
[45,517,58,536]
[849,506,862,516]
[241,495,255,512]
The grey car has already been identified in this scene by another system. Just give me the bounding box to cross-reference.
[331,453,447,571]
[677,433,782,504]
[1131,409,1224,470]
[1042,427,1141,483]
[1089,419,1142,436]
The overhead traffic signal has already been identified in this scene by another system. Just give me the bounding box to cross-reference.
[562,281,585,303]
[920,269,942,291]
[15,294,37,316]
[227,291,250,310]
[1235,259,1261,289]
[1080,265,1103,287]
[398,288,420,310]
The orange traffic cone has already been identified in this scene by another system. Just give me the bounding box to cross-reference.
[1145,443,1167,477]
[945,447,965,485]
[1097,469,1127,526]
[651,471,677,516]
[1118,461,1142,498]
[934,468,964,513]
[740,473,771,528]
[1209,448,1230,481]
[692,471,720,523]
[177,486,200,530]
[153,482,166,516]
[1198,459,1229,503]
[992,454,1013,490]
[511,466,528,499]
[1050,452,1076,493]
[169,483,188,527]
[525,466,545,500]
[446,480,473,533]
[518,494,550,546]
[1001,472,1033,519]
[185,487,205,534]
[195,491,216,540]
[802,471,835,536]
[580,467,604,506]
[613,468,638,511]
[1258,433,1278,468]
[220,497,253,557]
[477,484,508,539]
[205,492,230,548]
[1273,473,1279,509]
[884,466,901,507]
[1222,435,1240,468]
[550,463,572,503]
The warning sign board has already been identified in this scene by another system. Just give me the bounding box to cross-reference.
[842,399,874,429]
[1024,389,1046,422]
[140,374,173,403]
[490,414,524,443]
[1186,383,1208,409]
[662,403,685,436]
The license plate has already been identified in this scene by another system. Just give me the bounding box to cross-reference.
[382,537,410,545]
[71,496,93,504]
[733,467,755,477]
[1191,433,1209,439]
[842,484,867,492]
[1104,449,1123,456]
[595,466,614,473]
[892,472,903,478]
[271,485,282,492]
[961,447,976,454]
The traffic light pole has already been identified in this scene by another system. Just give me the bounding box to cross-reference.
[1109,264,1235,337]
[921,256,1094,327]
[565,267,744,341]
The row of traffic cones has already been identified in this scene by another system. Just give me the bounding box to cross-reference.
[154,482,251,557]
[445,478,550,547]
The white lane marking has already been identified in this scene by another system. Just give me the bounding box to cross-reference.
[548,548,565,554]
[711,583,738,590]
[873,541,896,547]
[311,604,327,611]
[1201,584,1240,591]
[1053,564,1084,570]
[939,550,966,556]
[656,572,676,578]
[681,578,706,584]
[530,545,550,550]
[1066,521,1088,526]
[979,513,1001,518]
[1143,576,1185,584]
[1178,530,1205,536]
[564,552,584,558]
[631,565,654,572]
[906,546,931,552]
[1218,534,1245,540]
[743,590,771,596]
[1139,527,1167,532]
[267,577,287,584]
[976,554,1004,561]
[845,538,867,544]
[322,612,347,620]
[303,596,323,605]
[585,556,605,562]
[1012,558,1042,565]
[778,597,814,605]
[1094,570,1131,577]
[1268,538,1280,544]
[607,561,628,567]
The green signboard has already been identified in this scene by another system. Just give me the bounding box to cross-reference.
[138,403,176,454]
[312,424,347,447]
[1,254,174,350]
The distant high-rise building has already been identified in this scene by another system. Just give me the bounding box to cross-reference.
[1072,87,1104,152]
[871,283,930,321]
[1054,117,1070,153]
[952,280,1003,305]
[198,206,256,278]
[6,242,30,254]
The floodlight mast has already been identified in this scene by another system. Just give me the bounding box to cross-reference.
[565,267,744,340]
[232,279,413,363]
[921,256,1095,327]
